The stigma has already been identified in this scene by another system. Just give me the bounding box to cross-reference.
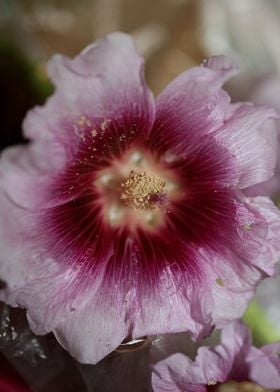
[120,170,167,210]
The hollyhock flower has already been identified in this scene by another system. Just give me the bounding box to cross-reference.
[0,33,280,364]
[152,321,280,391]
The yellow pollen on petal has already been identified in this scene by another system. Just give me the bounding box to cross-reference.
[120,170,167,210]
[101,118,111,131]
[91,129,97,137]
[215,277,224,287]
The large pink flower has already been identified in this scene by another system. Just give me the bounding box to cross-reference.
[152,321,280,391]
[0,33,280,364]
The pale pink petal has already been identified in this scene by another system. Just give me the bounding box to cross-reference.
[10,210,114,335]
[0,190,108,335]
[246,197,280,274]
[130,267,213,341]
[0,191,77,331]
[152,353,206,392]
[190,196,280,328]
[202,250,261,326]
[215,103,278,188]
[244,176,280,197]
[152,324,240,391]
[248,344,280,389]
[53,291,131,364]
[245,74,280,197]
[152,322,280,390]
[219,321,252,380]
[153,56,238,146]
[24,32,155,144]
[0,190,40,302]
[0,143,68,210]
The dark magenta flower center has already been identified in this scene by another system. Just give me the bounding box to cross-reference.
[93,148,181,230]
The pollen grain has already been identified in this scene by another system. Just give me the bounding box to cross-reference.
[120,171,166,210]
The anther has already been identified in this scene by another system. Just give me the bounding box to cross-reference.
[120,171,167,210]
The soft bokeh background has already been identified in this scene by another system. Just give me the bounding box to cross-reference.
[1,1,280,391]
[3,0,280,145]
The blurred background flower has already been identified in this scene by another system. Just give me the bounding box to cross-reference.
[152,321,280,390]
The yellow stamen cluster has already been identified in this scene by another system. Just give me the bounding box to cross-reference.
[120,171,166,210]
